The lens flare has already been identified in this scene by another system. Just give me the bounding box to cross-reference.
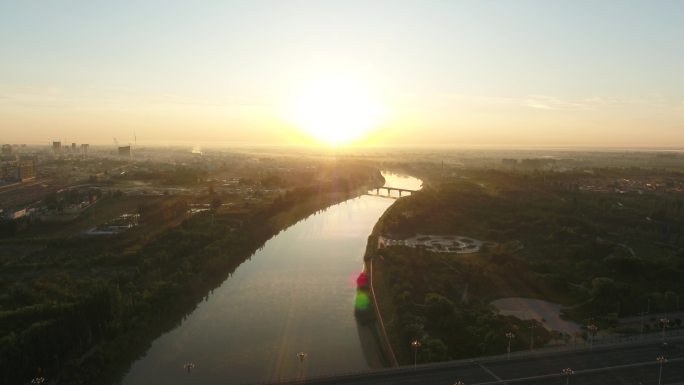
[354,290,370,310]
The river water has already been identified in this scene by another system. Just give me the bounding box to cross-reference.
[118,173,421,385]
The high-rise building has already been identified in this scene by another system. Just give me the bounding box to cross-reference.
[81,144,89,156]
[71,143,77,153]
[118,146,131,158]
[1,144,12,155]
[52,141,61,154]
[0,155,35,182]
[18,157,35,181]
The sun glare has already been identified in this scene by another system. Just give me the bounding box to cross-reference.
[287,75,384,146]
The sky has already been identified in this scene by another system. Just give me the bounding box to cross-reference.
[1,0,683,148]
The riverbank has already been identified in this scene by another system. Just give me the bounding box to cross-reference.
[117,172,401,384]
[96,173,387,385]
[358,235,399,368]
[1,166,385,385]
[359,173,423,367]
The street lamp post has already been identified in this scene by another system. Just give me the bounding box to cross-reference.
[640,298,650,338]
[660,318,670,343]
[30,378,45,385]
[657,355,667,385]
[454,381,465,385]
[297,352,308,363]
[573,332,581,349]
[183,362,195,373]
[411,340,421,370]
[587,324,598,350]
[505,331,515,360]
[562,368,574,385]
[640,311,647,336]
[528,323,537,350]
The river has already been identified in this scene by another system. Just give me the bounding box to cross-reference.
[117,172,422,385]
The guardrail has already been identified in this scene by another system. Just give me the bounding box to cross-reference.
[252,328,684,385]
[368,258,399,366]
[593,328,684,346]
[483,328,684,363]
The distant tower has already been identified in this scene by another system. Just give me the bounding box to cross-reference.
[72,143,77,153]
[1,144,12,155]
[52,141,61,155]
[81,144,89,157]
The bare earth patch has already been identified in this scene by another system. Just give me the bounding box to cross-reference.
[491,297,582,335]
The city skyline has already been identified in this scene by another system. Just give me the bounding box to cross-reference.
[2,1,683,147]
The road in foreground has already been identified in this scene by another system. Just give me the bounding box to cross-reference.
[262,336,684,385]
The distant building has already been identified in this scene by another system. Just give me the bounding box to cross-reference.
[71,143,77,153]
[52,141,61,154]
[1,155,19,181]
[0,156,36,182]
[502,158,518,166]
[520,158,555,169]
[18,157,36,181]
[118,146,131,158]
[1,144,12,155]
[81,144,89,156]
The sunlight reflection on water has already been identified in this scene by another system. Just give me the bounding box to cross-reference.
[118,173,422,385]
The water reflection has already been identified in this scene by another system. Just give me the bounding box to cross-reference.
[118,172,421,385]
[382,172,423,191]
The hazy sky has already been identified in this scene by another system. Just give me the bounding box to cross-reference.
[1,0,683,147]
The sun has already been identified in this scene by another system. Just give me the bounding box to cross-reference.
[286,75,384,146]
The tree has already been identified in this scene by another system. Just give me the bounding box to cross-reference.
[422,337,450,361]
[425,293,454,323]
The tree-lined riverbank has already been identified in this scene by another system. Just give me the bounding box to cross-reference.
[1,164,384,385]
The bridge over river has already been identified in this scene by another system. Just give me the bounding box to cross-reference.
[259,334,684,385]
[368,186,418,197]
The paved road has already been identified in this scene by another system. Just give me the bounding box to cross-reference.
[259,336,684,385]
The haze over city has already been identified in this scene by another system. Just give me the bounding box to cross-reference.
[4,2,684,385]
[2,0,683,148]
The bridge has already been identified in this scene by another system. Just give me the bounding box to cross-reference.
[369,186,417,197]
[256,334,684,385]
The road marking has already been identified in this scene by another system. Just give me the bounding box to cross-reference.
[472,356,684,385]
[474,360,507,384]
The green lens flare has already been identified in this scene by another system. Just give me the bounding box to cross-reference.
[355,290,370,309]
